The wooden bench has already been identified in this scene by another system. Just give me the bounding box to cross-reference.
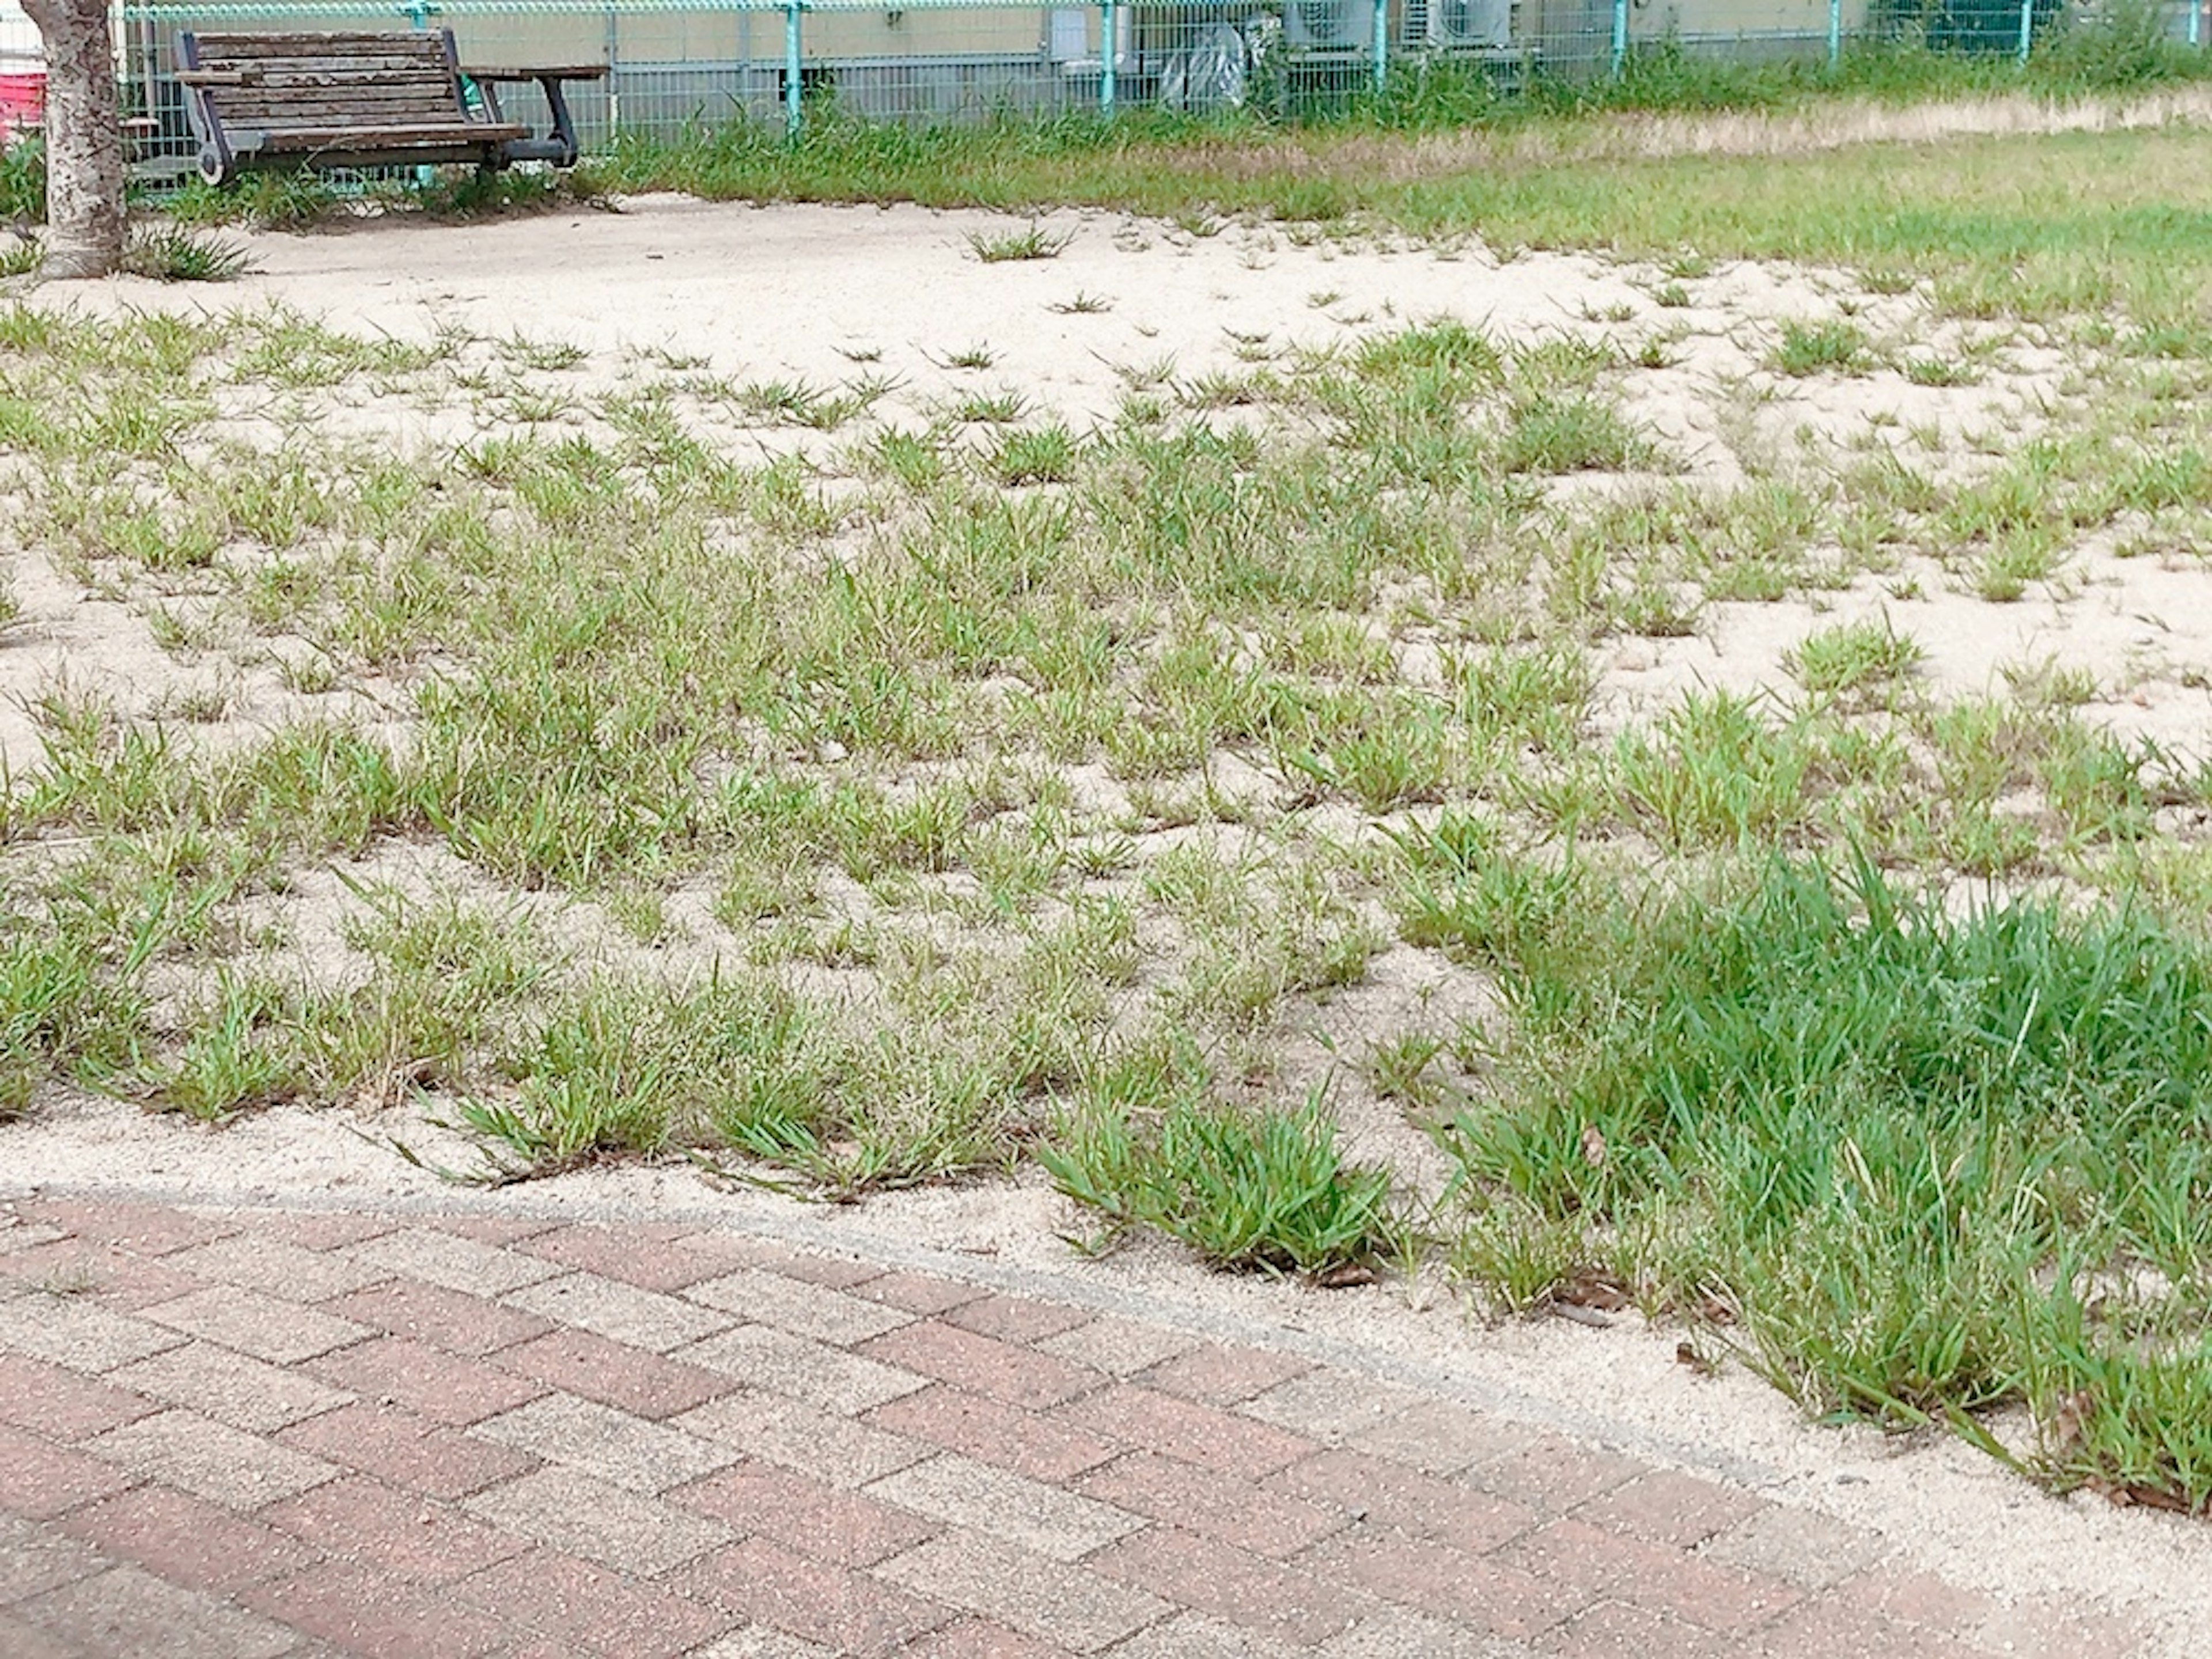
[175,30,605,187]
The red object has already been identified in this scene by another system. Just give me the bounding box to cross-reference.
[0,71,44,143]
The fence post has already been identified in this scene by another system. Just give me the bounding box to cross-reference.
[1827,0,1841,68]
[604,6,620,134]
[1610,0,1628,77]
[1371,0,1388,96]
[1100,0,1116,116]
[2016,0,2034,62]
[784,0,802,140]
[2191,0,2201,49]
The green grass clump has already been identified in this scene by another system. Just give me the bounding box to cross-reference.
[1437,853,2212,1509]
[0,138,42,226]
[124,225,255,283]
[1772,318,1868,377]
[1784,616,1923,697]
[1040,1096,1398,1277]
[991,423,1079,486]
[0,921,155,1118]
[967,222,1072,262]
[164,169,338,230]
[1498,392,1653,475]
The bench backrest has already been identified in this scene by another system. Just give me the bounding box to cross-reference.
[179,31,470,132]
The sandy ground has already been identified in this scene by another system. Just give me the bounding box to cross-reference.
[7,197,2212,1646]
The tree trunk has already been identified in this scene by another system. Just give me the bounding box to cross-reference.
[22,0,123,279]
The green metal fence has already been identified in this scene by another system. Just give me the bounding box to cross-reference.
[92,0,2212,175]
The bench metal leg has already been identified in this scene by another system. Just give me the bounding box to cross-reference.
[540,75,580,169]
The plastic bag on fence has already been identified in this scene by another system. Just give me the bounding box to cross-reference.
[1158,22,1249,113]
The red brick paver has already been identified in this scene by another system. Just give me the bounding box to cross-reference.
[0,1194,2161,1659]
[58,1484,321,1593]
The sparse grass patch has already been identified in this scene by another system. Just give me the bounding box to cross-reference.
[1903,354,1978,388]
[1498,392,1654,475]
[1784,616,1922,698]
[124,225,255,283]
[953,388,1029,425]
[1772,318,1867,377]
[967,222,1073,262]
[1041,1094,1399,1277]
[990,423,1078,486]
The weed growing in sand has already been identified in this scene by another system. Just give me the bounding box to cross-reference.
[1048,290,1112,315]
[953,388,1028,425]
[165,169,338,231]
[990,424,1078,486]
[967,224,1072,263]
[1903,354,1978,388]
[1498,392,1654,474]
[124,226,255,283]
[1041,1094,1398,1277]
[1772,319,1866,377]
[1783,617,1923,698]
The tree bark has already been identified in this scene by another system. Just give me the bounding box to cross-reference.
[21,0,123,279]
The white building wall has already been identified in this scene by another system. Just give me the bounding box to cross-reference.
[1,3,39,67]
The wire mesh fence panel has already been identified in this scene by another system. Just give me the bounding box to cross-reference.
[71,0,2209,177]
[1621,0,1847,62]
[800,0,1088,123]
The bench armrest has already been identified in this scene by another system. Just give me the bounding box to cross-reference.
[459,65,608,83]
[175,69,257,86]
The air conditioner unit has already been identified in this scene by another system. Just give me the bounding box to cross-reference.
[1427,0,1512,47]
[1283,0,1373,52]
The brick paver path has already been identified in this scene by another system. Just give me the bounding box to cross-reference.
[0,1194,2149,1657]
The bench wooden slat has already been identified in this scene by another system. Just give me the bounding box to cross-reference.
[201,55,456,75]
[229,111,510,134]
[210,82,460,100]
[194,33,449,54]
[214,105,479,128]
[252,122,524,149]
[193,53,454,75]
[183,69,463,89]
[215,89,468,113]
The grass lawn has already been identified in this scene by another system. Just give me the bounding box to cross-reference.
[6,59,2212,1510]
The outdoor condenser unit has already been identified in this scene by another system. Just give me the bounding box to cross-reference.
[1425,0,1512,47]
[1282,0,1374,51]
